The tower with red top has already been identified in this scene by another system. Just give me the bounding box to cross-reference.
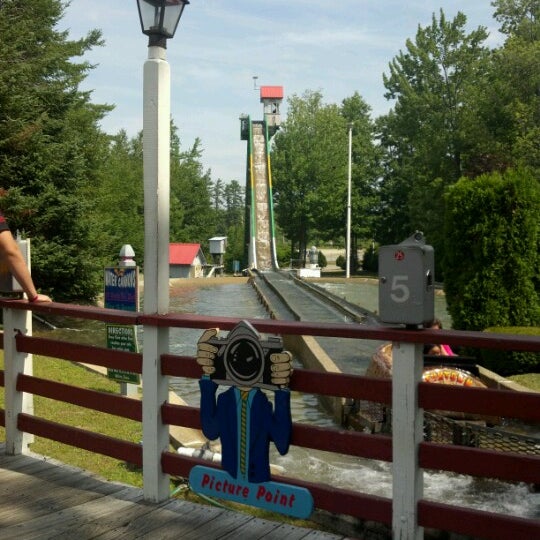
[239,84,284,270]
[260,85,283,137]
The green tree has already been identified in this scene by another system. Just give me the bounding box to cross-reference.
[492,0,540,41]
[271,90,348,263]
[212,179,245,271]
[377,10,490,260]
[92,131,144,265]
[443,168,539,331]
[169,125,215,246]
[340,92,381,270]
[212,179,224,212]
[0,0,111,300]
[223,180,244,229]
[471,0,540,171]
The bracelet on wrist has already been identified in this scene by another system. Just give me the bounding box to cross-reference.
[29,294,39,303]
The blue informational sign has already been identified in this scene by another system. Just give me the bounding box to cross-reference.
[189,466,314,519]
[104,267,138,311]
[104,267,140,384]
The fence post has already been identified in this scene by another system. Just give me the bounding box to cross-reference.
[3,306,34,455]
[142,325,170,502]
[141,43,171,503]
[392,341,424,539]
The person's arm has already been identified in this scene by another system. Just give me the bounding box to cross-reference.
[0,230,51,302]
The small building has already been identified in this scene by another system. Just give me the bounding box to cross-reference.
[209,236,227,256]
[209,236,227,276]
[169,243,207,279]
[260,85,283,136]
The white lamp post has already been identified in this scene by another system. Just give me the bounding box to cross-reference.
[137,0,189,503]
[346,122,353,279]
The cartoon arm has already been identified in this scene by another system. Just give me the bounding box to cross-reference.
[197,328,221,440]
[197,328,219,376]
[270,351,293,388]
[269,351,293,455]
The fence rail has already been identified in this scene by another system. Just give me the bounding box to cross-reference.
[1,298,539,539]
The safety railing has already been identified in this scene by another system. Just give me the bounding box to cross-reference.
[0,298,539,539]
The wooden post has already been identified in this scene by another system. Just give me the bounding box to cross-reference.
[142,44,171,502]
[392,341,424,539]
[3,307,34,455]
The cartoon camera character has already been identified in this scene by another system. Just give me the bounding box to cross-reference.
[197,320,293,483]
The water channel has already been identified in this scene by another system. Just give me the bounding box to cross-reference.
[36,278,539,521]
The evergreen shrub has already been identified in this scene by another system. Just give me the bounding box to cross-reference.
[443,169,539,331]
[362,246,379,273]
[480,327,540,376]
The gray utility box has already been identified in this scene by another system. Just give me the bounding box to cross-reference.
[378,232,434,326]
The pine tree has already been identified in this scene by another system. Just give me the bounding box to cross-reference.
[0,0,111,300]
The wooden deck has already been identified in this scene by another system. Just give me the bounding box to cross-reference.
[0,445,347,539]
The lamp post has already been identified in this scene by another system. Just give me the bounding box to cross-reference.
[346,122,353,279]
[137,0,189,503]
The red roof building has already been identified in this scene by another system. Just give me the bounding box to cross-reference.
[169,243,207,278]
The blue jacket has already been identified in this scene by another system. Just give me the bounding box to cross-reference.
[199,377,291,483]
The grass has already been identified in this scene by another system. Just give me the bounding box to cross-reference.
[508,373,540,392]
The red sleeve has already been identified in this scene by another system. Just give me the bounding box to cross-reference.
[0,212,10,232]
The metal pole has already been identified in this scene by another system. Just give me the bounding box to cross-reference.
[142,44,170,502]
[346,123,352,279]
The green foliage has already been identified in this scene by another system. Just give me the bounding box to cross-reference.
[492,0,540,42]
[335,251,361,273]
[443,168,540,330]
[480,327,540,376]
[271,91,345,258]
[271,90,379,259]
[274,236,292,268]
[377,11,491,267]
[0,0,112,301]
[170,127,215,247]
[362,245,379,273]
[317,250,327,269]
[223,223,245,272]
[508,373,540,391]
[92,131,145,266]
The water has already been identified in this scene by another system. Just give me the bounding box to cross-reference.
[316,279,453,329]
[35,278,539,520]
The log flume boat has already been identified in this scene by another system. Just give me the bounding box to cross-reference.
[346,344,539,457]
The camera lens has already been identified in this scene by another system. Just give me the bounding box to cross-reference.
[225,338,263,385]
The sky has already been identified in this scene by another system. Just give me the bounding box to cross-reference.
[59,1,503,183]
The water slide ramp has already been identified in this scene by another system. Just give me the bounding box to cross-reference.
[247,121,279,271]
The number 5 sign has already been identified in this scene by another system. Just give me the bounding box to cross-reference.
[378,232,434,326]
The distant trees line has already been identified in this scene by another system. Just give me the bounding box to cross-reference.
[0,1,537,336]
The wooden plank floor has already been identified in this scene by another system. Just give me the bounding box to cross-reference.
[0,446,347,539]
